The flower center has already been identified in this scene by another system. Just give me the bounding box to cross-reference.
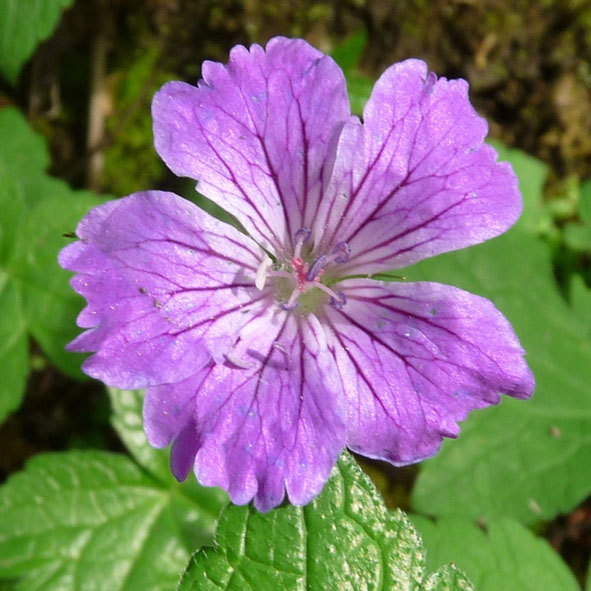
[255,227,349,312]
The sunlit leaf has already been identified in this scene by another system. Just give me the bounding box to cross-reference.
[108,386,228,550]
[570,275,591,338]
[331,30,367,72]
[178,452,473,591]
[0,389,228,590]
[0,452,189,591]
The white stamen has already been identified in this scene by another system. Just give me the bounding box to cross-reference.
[285,287,301,308]
[255,256,273,290]
[309,281,341,301]
[326,241,350,265]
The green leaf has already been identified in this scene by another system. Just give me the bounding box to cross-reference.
[177,452,474,591]
[0,0,73,83]
[107,387,228,541]
[0,108,48,260]
[9,181,104,378]
[570,275,591,338]
[0,439,226,591]
[0,281,28,421]
[0,107,105,421]
[0,451,189,591]
[108,388,171,482]
[331,30,367,73]
[0,107,48,177]
[410,228,591,524]
[330,30,373,116]
[411,516,579,591]
[563,222,591,252]
[346,74,374,116]
[421,567,474,591]
[579,179,591,225]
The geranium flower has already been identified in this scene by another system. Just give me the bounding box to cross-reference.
[59,37,534,511]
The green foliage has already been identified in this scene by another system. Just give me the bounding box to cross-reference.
[103,46,169,196]
[331,30,367,73]
[108,387,171,482]
[562,178,591,253]
[0,108,104,422]
[345,75,374,117]
[563,223,591,253]
[108,387,228,550]
[578,179,591,225]
[411,516,580,591]
[0,0,73,83]
[330,31,373,116]
[0,282,27,428]
[410,227,591,524]
[0,388,227,591]
[0,451,195,591]
[178,452,474,591]
[570,275,591,337]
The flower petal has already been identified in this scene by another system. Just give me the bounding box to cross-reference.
[152,37,350,254]
[323,279,534,464]
[315,59,521,274]
[143,313,346,512]
[58,191,266,389]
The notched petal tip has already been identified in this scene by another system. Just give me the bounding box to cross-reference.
[151,316,345,512]
[151,37,350,252]
[60,190,263,390]
[57,240,84,271]
[502,364,536,401]
[171,423,200,482]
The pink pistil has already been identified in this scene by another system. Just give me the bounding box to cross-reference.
[264,229,349,310]
[291,256,308,290]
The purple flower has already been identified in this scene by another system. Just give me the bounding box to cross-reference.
[59,37,534,511]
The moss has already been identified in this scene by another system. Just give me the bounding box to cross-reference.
[102,45,170,196]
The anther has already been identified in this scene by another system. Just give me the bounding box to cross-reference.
[294,227,311,244]
[294,227,311,259]
[329,291,347,310]
[306,255,327,282]
[331,242,350,264]
[280,287,300,311]
[280,300,299,311]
